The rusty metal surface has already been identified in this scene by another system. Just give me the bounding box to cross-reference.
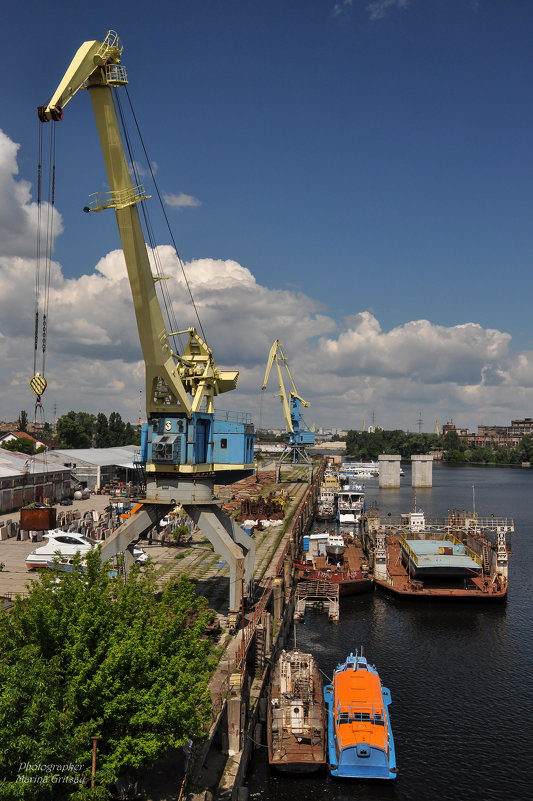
[19,507,57,531]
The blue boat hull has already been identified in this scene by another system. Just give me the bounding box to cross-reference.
[324,676,397,780]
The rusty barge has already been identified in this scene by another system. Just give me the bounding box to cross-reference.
[365,508,512,600]
[267,649,327,773]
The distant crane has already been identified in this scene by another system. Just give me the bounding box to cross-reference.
[262,339,314,482]
[435,421,441,436]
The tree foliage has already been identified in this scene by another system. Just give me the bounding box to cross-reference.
[55,412,140,449]
[1,437,41,456]
[0,553,216,800]
[345,429,441,460]
[345,428,533,465]
[56,411,96,449]
[17,410,28,432]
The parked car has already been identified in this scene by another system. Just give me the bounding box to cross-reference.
[60,498,73,506]
[132,546,148,565]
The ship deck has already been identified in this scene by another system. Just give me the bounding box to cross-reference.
[378,535,506,599]
[268,651,326,771]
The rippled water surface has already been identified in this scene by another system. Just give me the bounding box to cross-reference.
[247,465,533,801]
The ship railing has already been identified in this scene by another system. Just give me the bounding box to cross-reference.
[366,514,514,533]
[445,533,483,566]
[457,516,514,533]
[214,409,253,424]
[336,701,384,726]
[398,535,419,566]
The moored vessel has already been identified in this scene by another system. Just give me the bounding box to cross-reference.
[340,461,379,479]
[324,650,396,780]
[316,468,340,520]
[337,485,365,526]
[267,649,326,773]
[325,533,346,558]
[294,530,373,595]
[368,508,512,600]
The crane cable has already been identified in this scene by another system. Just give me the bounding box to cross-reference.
[119,86,207,345]
[31,122,56,424]
[113,89,182,356]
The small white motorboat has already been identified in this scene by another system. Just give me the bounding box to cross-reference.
[26,529,147,570]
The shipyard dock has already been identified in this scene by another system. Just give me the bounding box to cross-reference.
[363,508,512,600]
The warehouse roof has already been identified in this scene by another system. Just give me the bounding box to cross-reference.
[0,448,73,478]
[52,445,138,469]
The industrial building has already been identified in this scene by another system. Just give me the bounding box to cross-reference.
[0,446,140,514]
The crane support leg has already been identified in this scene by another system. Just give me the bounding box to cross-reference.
[183,503,255,614]
[98,495,255,614]
[99,505,161,567]
[276,445,313,483]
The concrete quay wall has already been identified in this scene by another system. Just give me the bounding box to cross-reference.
[187,465,323,801]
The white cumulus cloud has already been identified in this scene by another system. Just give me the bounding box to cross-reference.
[367,0,410,22]
[1,128,532,434]
[163,192,202,208]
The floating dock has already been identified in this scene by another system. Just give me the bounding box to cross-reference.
[366,509,512,600]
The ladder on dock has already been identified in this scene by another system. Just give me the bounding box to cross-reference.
[294,580,339,622]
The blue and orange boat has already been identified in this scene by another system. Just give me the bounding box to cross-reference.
[324,651,397,780]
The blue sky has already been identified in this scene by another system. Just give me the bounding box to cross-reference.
[1,0,533,433]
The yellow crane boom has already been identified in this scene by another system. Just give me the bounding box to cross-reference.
[38,31,237,421]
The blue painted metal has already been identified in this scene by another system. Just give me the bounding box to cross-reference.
[140,410,253,475]
[289,396,315,449]
[401,538,482,577]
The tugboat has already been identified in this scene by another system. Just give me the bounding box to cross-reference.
[267,649,326,773]
[324,650,397,780]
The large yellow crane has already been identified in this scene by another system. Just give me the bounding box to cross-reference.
[262,339,314,481]
[38,31,254,611]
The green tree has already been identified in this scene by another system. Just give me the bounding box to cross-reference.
[0,553,215,800]
[108,412,126,447]
[94,413,110,448]
[517,434,533,463]
[442,430,463,453]
[1,437,36,455]
[56,411,96,449]
[345,429,441,460]
[17,410,28,432]
[123,421,140,446]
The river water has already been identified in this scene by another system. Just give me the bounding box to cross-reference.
[246,465,533,801]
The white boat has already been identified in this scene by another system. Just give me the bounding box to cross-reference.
[337,486,365,526]
[340,461,379,479]
[326,533,346,557]
[26,530,147,570]
[316,471,339,520]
